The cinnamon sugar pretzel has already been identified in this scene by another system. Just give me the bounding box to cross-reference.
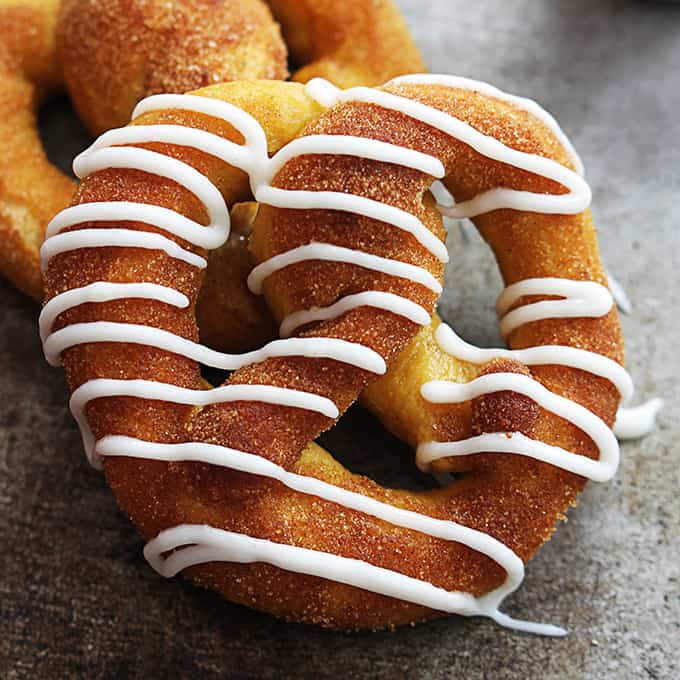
[41,75,654,633]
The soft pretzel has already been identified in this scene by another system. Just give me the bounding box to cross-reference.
[1,0,424,301]
[41,74,652,633]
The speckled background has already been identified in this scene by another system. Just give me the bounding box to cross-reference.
[1,0,678,678]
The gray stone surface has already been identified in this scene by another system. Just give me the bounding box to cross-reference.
[1,0,678,677]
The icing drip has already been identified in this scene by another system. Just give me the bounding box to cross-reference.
[614,399,664,440]
[496,278,614,338]
[605,268,633,315]
[40,75,658,636]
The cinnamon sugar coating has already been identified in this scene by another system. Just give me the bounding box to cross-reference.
[57,0,289,135]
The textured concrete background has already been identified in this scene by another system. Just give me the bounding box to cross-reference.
[1,0,678,678]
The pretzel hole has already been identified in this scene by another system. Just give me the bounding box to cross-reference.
[318,405,441,492]
[439,218,504,348]
[38,95,91,178]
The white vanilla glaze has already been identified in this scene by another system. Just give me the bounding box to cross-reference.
[247,242,442,295]
[280,291,431,338]
[419,289,662,474]
[614,399,664,440]
[40,75,659,636]
[420,374,619,482]
[390,74,585,175]
[433,323,634,400]
[39,282,189,344]
[255,139,448,263]
[71,380,340,468]
[43,322,386,373]
[93,434,562,635]
[605,268,633,315]
[496,277,614,338]
[141,523,562,636]
[40,227,208,271]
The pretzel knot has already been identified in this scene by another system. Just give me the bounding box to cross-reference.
[42,76,636,634]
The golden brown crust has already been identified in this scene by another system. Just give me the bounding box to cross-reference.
[44,79,624,629]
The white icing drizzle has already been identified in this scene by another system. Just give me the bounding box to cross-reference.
[280,291,431,338]
[39,282,189,344]
[389,74,585,176]
[256,136,448,263]
[96,434,562,636]
[142,524,562,636]
[43,321,386,373]
[434,324,634,401]
[40,75,658,636]
[247,242,442,295]
[72,147,230,248]
[496,277,614,338]
[40,227,207,271]
[419,282,661,475]
[419,374,619,482]
[265,134,445,179]
[71,381,339,468]
[132,94,269,155]
[614,399,664,440]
